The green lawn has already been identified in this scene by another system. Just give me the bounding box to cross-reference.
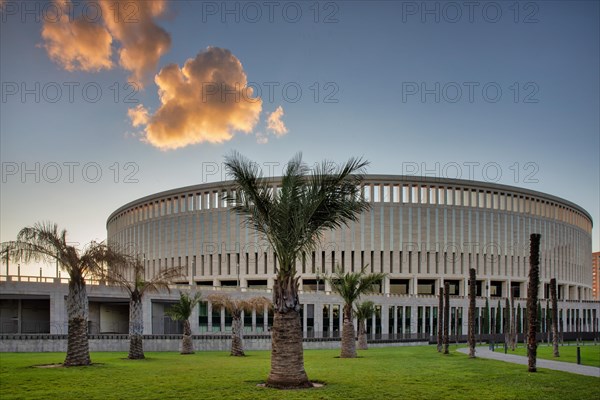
[1,346,598,400]
[502,343,600,367]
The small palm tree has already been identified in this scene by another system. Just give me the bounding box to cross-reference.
[207,294,271,356]
[165,291,202,354]
[102,254,182,359]
[2,222,121,366]
[326,266,386,358]
[354,301,375,350]
[225,151,370,388]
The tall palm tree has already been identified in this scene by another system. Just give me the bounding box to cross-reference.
[510,286,517,351]
[102,253,182,359]
[207,294,271,356]
[468,268,476,358]
[443,281,450,354]
[527,233,541,372]
[354,301,375,350]
[165,291,203,354]
[437,286,444,352]
[550,278,559,357]
[325,266,386,358]
[2,222,120,366]
[224,151,370,388]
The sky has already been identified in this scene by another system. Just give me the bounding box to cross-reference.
[1,0,599,276]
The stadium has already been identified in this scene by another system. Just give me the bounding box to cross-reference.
[1,175,598,349]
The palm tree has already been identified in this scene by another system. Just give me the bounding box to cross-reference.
[468,268,476,358]
[550,278,559,357]
[443,281,450,354]
[224,151,370,388]
[483,298,490,335]
[354,301,375,350]
[437,286,444,352]
[527,233,541,372]
[495,300,502,335]
[510,286,517,351]
[102,253,182,359]
[325,266,386,358]
[207,294,271,356]
[2,222,120,366]
[165,291,203,354]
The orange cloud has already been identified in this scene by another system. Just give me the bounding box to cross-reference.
[130,47,263,150]
[99,0,171,86]
[40,1,112,72]
[40,0,170,86]
[127,104,149,127]
[266,106,288,136]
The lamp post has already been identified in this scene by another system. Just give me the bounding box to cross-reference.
[236,263,240,289]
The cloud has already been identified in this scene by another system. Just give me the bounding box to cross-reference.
[255,132,269,144]
[127,104,149,127]
[130,47,263,150]
[40,1,113,72]
[40,0,170,86]
[266,106,288,136]
[99,0,171,86]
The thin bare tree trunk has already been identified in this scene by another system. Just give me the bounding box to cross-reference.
[504,298,510,348]
[64,277,91,366]
[438,286,444,352]
[357,319,368,350]
[128,294,145,359]
[340,304,357,358]
[527,233,541,372]
[468,268,476,358]
[443,281,450,354]
[181,319,194,354]
[231,315,245,356]
[550,278,559,357]
[510,287,516,351]
[266,275,311,389]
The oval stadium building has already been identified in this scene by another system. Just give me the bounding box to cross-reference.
[103,175,597,338]
[1,175,597,348]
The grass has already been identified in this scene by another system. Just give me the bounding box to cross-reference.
[502,342,600,367]
[1,346,598,400]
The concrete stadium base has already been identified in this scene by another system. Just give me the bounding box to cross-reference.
[0,334,428,352]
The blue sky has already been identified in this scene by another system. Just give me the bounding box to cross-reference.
[1,1,598,275]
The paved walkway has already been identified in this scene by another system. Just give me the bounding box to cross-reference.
[456,347,600,377]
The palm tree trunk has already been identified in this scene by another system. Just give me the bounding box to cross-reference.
[340,304,356,358]
[231,315,245,356]
[437,286,444,352]
[181,319,194,354]
[504,298,510,348]
[527,233,541,372]
[357,319,368,350]
[510,287,516,351]
[550,278,559,357]
[266,275,311,389]
[128,294,145,360]
[64,277,91,366]
[443,281,450,354]
[468,268,476,358]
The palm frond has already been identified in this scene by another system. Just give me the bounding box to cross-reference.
[224,152,371,278]
[165,291,202,321]
[354,300,375,321]
[326,265,387,306]
[4,222,117,280]
[207,294,271,317]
